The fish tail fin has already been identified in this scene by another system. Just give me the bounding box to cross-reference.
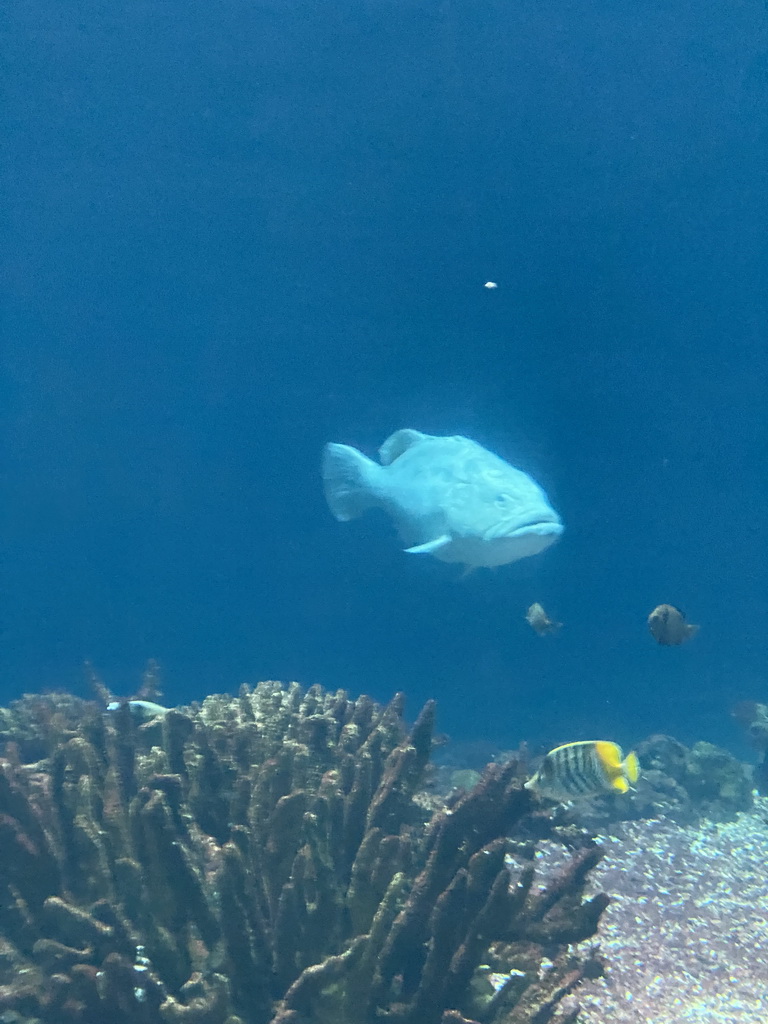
[623,750,640,785]
[606,749,640,793]
[322,443,382,521]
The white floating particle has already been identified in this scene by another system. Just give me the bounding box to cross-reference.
[484,281,498,289]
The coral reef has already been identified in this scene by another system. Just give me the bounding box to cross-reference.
[0,681,607,1024]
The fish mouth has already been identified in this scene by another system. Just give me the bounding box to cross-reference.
[485,515,563,541]
[516,515,563,533]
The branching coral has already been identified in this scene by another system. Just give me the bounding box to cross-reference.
[0,682,607,1024]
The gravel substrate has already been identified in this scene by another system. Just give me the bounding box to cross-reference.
[572,797,768,1023]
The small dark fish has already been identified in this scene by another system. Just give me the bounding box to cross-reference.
[525,602,561,636]
[648,604,699,646]
[525,740,639,802]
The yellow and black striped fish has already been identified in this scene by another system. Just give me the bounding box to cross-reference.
[525,740,639,802]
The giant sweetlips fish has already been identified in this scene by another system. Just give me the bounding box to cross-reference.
[322,428,563,569]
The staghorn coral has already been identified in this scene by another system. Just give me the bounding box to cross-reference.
[0,681,607,1024]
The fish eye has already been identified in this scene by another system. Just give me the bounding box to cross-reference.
[494,494,510,507]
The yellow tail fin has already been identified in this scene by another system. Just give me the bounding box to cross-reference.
[623,750,639,784]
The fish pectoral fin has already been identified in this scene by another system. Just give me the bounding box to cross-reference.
[404,535,451,554]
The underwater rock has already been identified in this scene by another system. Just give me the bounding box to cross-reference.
[681,741,753,819]
[732,700,768,751]
[634,734,690,779]
[731,700,768,795]
[635,735,752,820]
[628,769,694,825]
[448,768,483,793]
[0,682,607,1024]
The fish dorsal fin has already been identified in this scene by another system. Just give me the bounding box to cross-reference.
[378,429,428,465]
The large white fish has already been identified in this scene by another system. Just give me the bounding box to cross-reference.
[322,429,563,569]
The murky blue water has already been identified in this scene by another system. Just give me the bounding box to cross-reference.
[3,0,767,757]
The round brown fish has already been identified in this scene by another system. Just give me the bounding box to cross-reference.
[647,604,699,646]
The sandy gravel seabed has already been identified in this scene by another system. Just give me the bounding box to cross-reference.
[569,796,768,1024]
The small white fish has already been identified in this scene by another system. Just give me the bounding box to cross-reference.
[322,429,563,569]
[106,699,170,720]
[525,602,561,636]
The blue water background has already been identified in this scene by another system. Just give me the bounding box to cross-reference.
[3,0,767,757]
